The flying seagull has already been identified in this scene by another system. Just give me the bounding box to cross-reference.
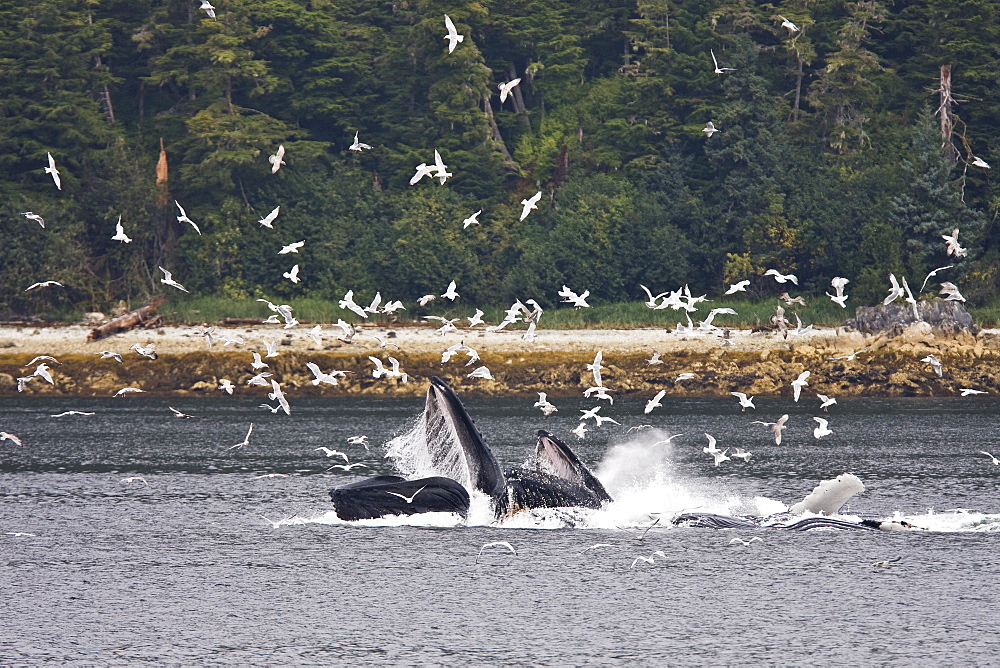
[25,281,63,291]
[813,416,833,439]
[279,240,304,255]
[111,216,131,243]
[349,131,372,151]
[22,211,45,228]
[778,15,799,31]
[644,389,667,415]
[45,152,61,190]
[282,264,300,284]
[199,0,216,19]
[731,392,755,411]
[174,201,202,235]
[477,541,516,562]
[710,49,735,74]
[519,191,542,221]
[268,144,285,173]
[462,210,482,229]
[158,266,189,292]
[498,78,521,103]
[703,121,719,137]
[725,280,750,295]
[443,14,464,54]
[226,423,254,451]
[386,485,429,504]
[258,206,280,229]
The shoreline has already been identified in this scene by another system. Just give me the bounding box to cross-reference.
[2,323,997,398]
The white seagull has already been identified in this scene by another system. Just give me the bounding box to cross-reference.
[791,370,810,402]
[813,417,833,439]
[703,121,719,137]
[959,388,987,396]
[941,228,967,258]
[559,285,591,308]
[921,354,943,377]
[778,15,799,31]
[45,152,62,190]
[349,131,372,151]
[114,387,145,397]
[218,379,234,394]
[476,541,516,562]
[462,210,482,229]
[25,281,63,291]
[765,269,798,285]
[441,280,460,301]
[268,144,286,173]
[199,0,216,19]
[644,389,667,414]
[519,191,542,221]
[443,14,464,54]
[315,447,349,462]
[725,280,750,295]
[920,265,954,293]
[409,162,436,185]
[174,201,202,234]
[432,150,451,184]
[258,205,280,228]
[1,431,24,446]
[827,276,850,308]
[971,156,990,169]
[279,240,304,255]
[112,216,132,243]
[158,266,189,292]
[268,380,291,415]
[752,414,789,445]
[23,211,46,228]
[227,423,254,451]
[710,48,735,74]
[339,290,369,319]
[468,366,494,380]
[498,78,521,103]
[306,362,340,387]
[282,264,300,284]
[386,486,429,504]
[817,394,837,411]
[731,392,755,411]
[979,451,999,465]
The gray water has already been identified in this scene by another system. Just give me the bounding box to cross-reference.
[2,395,998,665]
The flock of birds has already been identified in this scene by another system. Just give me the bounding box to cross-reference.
[7,13,998,528]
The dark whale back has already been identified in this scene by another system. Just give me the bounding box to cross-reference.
[330,475,470,521]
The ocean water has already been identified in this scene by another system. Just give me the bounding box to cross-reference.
[1,395,998,665]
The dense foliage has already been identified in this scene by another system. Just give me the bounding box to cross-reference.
[2,0,997,316]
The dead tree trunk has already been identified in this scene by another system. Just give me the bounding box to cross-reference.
[937,64,959,162]
[482,93,518,169]
[86,297,164,341]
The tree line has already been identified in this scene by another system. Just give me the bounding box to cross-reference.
[1,0,996,317]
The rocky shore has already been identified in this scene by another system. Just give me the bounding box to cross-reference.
[2,320,997,399]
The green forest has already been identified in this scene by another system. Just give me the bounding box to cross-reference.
[1,0,997,319]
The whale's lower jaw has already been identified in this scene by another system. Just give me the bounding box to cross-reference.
[329,475,470,521]
[498,468,608,517]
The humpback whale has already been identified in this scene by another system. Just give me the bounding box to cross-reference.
[329,377,611,521]
[672,473,922,532]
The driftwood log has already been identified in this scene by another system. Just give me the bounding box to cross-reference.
[86,297,164,341]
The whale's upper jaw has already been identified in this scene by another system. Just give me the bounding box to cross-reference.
[534,430,613,504]
[426,376,506,499]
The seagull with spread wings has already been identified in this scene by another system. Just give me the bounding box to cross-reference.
[174,201,202,234]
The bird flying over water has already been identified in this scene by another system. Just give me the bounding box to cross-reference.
[813,417,832,439]
[731,392,755,411]
[791,370,810,402]
[644,389,667,414]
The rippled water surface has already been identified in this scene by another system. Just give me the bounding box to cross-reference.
[2,395,998,665]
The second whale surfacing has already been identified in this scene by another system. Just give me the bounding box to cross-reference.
[328,377,611,521]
